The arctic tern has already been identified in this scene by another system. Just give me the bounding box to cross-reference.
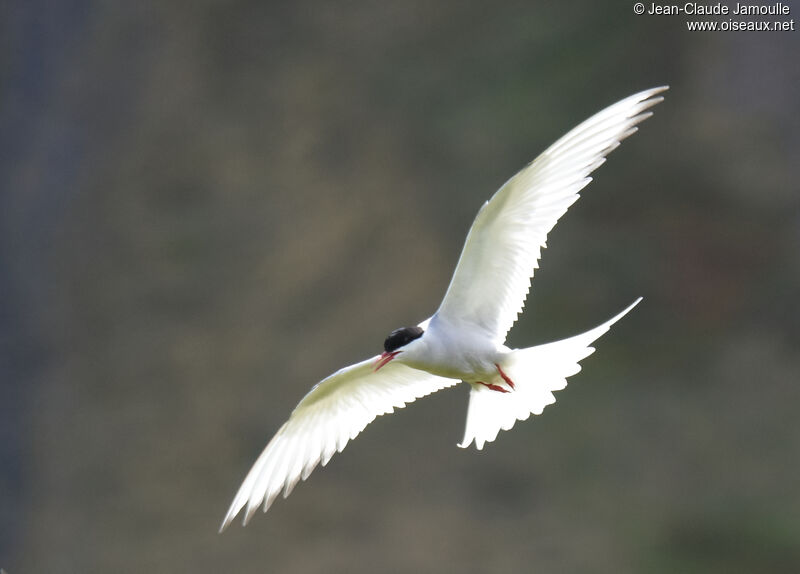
[221,86,667,530]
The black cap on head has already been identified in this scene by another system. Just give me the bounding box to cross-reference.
[383,326,424,353]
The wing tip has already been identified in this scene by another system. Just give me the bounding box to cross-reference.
[638,85,669,101]
[218,518,231,534]
[633,87,668,115]
[219,494,248,533]
[219,504,249,533]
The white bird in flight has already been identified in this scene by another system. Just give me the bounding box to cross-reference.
[221,86,667,530]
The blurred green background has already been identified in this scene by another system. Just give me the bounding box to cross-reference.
[2,1,798,572]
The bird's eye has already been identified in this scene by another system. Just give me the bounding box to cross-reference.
[383,326,424,353]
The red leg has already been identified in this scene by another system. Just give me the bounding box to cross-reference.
[494,363,516,390]
[476,381,510,393]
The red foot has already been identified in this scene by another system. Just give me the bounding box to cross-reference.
[477,381,510,393]
[494,363,516,390]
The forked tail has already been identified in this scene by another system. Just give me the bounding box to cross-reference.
[459,298,641,450]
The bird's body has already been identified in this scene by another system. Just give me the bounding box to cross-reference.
[405,315,509,382]
[221,86,667,530]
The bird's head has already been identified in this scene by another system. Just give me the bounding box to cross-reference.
[374,325,424,371]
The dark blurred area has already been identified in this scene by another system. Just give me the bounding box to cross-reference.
[2,1,799,572]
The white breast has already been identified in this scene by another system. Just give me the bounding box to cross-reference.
[401,314,507,381]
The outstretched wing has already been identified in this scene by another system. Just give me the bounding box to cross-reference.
[435,87,667,344]
[220,356,457,530]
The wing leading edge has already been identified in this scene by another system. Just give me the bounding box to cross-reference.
[435,87,667,344]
